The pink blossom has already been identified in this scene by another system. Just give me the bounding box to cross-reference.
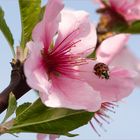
[97,34,140,86]
[81,34,136,135]
[110,0,140,22]
[24,0,135,113]
[24,0,101,112]
[95,0,140,22]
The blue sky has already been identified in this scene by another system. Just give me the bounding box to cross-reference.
[0,0,140,140]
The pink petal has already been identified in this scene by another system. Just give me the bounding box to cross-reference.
[24,41,50,94]
[111,47,140,87]
[32,0,64,50]
[93,68,135,102]
[26,65,50,95]
[97,34,129,64]
[79,60,135,102]
[24,41,43,77]
[42,75,101,112]
[55,9,97,56]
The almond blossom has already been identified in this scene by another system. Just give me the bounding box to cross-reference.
[85,34,137,136]
[97,34,140,86]
[24,0,135,114]
[24,0,101,112]
[91,34,136,102]
[109,0,140,22]
[95,0,140,22]
[23,1,137,139]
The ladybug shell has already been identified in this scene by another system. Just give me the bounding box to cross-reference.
[94,62,109,79]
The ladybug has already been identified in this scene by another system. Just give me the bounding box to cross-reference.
[94,62,110,80]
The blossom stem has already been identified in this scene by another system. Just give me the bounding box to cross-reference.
[0,60,30,113]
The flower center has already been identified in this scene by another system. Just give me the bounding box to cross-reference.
[93,62,109,79]
[41,50,58,75]
[41,29,86,78]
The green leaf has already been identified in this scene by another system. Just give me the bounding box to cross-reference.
[38,5,45,21]
[9,99,93,136]
[88,51,96,59]
[2,92,17,123]
[0,7,15,56]
[16,102,31,116]
[64,132,79,137]
[122,20,140,33]
[111,20,140,34]
[18,0,41,49]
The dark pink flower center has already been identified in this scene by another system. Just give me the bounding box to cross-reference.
[41,29,86,78]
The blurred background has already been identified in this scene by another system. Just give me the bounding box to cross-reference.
[0,0,140,140]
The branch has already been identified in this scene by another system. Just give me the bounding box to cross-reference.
[0,60,31,113]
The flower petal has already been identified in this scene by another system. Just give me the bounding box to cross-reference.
[79,60,135,102]
[24,41,43,77]
[55,9,97,56]
[24,41,50,94]
[93,68,135,102]
[32,0,64,49]
[42,75,101,112]
[97,34,129,64]
[111,47,140,87]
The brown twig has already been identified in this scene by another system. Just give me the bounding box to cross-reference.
[0,60,31,113]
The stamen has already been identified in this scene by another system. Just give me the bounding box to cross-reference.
[97,112,110,124]
[51,28,80,54]
[101,105,116,113]
[94,116,107,132]
[41,28,87,78]
[90,102,118,136]
[89,121,101,137]
[94,116,103,126]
